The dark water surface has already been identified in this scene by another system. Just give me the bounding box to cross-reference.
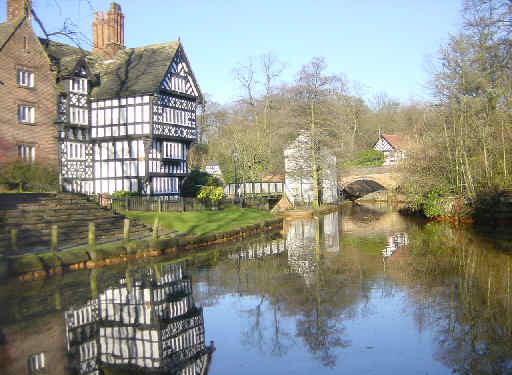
[1,203,512,374]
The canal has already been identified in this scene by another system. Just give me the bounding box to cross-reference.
[1,203,512,374]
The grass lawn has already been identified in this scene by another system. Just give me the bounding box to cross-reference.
[121,207,276,235]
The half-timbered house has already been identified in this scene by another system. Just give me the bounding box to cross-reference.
[373,133,406,166]
[0,0,202,197]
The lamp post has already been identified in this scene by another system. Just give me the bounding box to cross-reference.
[232,150,238,205]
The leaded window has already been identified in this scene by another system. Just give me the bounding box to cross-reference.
[18,104,35,123]
[17,70,34,87]
[18,144,35,162]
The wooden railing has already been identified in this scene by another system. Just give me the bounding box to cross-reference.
[223,182,284,197]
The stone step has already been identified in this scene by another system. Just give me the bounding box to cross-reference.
[1,213,118,226]
[2,204,107,216]
[2,210,119,222]
[0,226,152,252]
[0,221,149,240]
[1,216,128,231]
[0,193,153,254]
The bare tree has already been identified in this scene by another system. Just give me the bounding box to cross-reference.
[295,57,339,208]
[261,52,285,151]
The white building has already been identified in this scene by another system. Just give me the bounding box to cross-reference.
[205,162,222,177]
[284,132,338,206]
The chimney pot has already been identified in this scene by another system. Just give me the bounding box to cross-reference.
[92,2,125,58]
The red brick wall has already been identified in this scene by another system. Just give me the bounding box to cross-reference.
[0,19,58,168]
[7,0,30,22]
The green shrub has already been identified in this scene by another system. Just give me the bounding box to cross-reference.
[405,187,449,218]
[0,161,58,192]
[182,169,222,197]
[340,150,384,168]
[197,185,223,205]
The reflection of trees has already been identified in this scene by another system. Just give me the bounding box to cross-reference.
[388,223,512,375]
[293,216,350,367]
[189,214,361,367]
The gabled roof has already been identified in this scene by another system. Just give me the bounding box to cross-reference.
[0,15,25,51]
[89,41,180,99]
[380,134,405,150]
[8,24,198,101]
[39,38,89,60]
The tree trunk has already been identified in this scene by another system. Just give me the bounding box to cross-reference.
[311,101,320,208]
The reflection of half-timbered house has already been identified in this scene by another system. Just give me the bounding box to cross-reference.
[0,0,202,196]
[227,237,286,261]
[381,232,408,258]
[65,263,213,375]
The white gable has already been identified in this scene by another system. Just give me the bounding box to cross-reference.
[374,137,394,152]
[160,48,199,97]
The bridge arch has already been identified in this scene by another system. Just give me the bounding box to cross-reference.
[341,179,387,200]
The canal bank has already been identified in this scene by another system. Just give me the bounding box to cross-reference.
[0,216,283,281]
[399,189,512,225]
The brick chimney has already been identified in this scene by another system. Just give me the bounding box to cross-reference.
[7,0,31,22]
[92,2,125,59]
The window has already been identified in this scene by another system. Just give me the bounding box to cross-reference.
[70,107,88,125]
[70,77,87,93]
[18,145,35,162]
[18,104,35,123]
[17,70,34,87]
[67,142,85,160]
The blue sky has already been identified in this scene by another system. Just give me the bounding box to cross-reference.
[1,0,463,105]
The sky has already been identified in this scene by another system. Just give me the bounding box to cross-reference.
[1,0,464,105]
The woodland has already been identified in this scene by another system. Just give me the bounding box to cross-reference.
[192,0,512,209]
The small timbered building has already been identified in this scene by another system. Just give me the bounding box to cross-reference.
[373,133,405,166]
[0,0,202,197]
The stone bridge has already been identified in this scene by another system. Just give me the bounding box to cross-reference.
[339,166,402,200]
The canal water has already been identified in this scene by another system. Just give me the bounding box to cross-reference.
[1,203,512,374]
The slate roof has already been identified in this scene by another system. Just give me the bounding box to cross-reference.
[1,16,194,101]
[89,41,179,99]
[40,39,182,99]
[0,15,25,51]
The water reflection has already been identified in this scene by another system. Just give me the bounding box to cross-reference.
[381,232,408,258]
[3,206,512,374]
[285,212,340,285]
[65,263,213,374]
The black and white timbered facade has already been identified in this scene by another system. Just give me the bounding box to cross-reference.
[48,40,202,197]
[65,262,213,374]
[373,133,405,166]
